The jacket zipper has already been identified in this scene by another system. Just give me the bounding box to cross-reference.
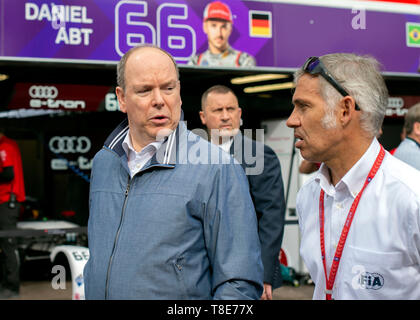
[104,178,131,299]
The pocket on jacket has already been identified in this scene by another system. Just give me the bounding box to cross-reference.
[171,256,189,299]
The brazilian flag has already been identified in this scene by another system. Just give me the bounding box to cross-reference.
[406,22,420,47]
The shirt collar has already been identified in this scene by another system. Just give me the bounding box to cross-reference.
[316,138,380,198]
[122,129,163,158]
[213,136,234,153]
[208,46,234,58]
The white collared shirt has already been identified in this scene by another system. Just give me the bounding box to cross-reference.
[297,138,420,299]
[122,130,163,178]
[216,137,234,154]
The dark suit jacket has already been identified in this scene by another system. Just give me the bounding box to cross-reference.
[230,133,286,288]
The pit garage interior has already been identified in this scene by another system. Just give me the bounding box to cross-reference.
[0,60,419,228]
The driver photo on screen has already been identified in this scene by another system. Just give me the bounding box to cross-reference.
[188,1,256,67]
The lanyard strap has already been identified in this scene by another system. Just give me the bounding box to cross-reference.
[319,145,385,300]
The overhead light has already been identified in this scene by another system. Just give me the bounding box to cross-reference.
[257,94,272,98]
[0,74,9,81]
[231,73,288,85]
[244,82,295,93]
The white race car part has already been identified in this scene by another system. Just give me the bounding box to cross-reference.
[50,245,89,300]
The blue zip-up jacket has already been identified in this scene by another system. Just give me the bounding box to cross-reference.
[84,119,264,299]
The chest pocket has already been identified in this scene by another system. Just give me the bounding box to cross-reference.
[338,245,413,299]
[128,176,196,224]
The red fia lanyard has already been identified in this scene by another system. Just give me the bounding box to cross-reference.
[319,145,385,300]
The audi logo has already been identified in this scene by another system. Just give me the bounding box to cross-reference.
[387,97,404,108]
[29,85,58,99]
[49,136,91,154]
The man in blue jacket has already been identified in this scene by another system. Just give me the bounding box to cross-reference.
[199,85,286,300]
[83,45,263,299]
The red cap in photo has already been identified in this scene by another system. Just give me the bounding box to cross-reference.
[203,1,232,23]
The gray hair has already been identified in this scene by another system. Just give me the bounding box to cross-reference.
[404,102,420,135]
[116,44,180,91]
[294,53,389,137]
[201,85,237,111]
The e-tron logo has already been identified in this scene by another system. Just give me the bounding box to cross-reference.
[29,86,58,99]
[49,136,91,154]
[28,84,86,110]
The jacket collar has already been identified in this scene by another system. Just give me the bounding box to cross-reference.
[406,137,420,149]
[104,111,185,167]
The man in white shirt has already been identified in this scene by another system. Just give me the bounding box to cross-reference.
[286,53,420,300]
[394,102,420,171]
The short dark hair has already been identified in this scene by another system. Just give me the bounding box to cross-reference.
[201,85,236,110]
[117,44,180,91]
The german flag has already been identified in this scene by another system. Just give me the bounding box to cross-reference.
[250,11,272,38]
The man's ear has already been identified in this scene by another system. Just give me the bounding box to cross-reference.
[115,86,126,113]
[199,110,206,126]
[413,122,420,136]
[203,21,208,35]
[339,96,356,128]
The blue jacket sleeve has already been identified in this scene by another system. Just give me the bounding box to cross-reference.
[203,163,264,300]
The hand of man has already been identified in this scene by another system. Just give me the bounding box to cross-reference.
[260,283,273,300]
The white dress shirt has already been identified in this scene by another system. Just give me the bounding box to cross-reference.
[297,138,420,299]
[212,137,233,154]
[122,130,163,178]
[217,137,234,154]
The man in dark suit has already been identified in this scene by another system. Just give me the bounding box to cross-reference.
[199,85,286,300]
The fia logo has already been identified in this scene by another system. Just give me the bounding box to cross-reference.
[352,265,384,290]
[359,272,384,290]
